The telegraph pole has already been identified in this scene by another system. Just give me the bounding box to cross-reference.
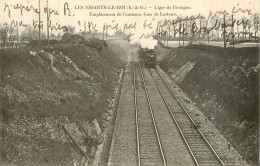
[103,25,105,40]
[255,16,258,41]
[164,26,166,46]
[173,25,176,39]
[47,0,49,46]
[106,27,108,40]
[232,14,234,48]
[223,14,226,48]
[158,25,161,38]
[84,21,86,33]
[179,23,181,47]
[50,28,52,40]
[199,19,201,40]
[16,25,18,50]
[88,22,91,38]
[168,24,170,47]
[183,23,185,47]
[39,0,41,44]
[249,22,251,41]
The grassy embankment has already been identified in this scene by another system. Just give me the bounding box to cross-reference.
[0,39,129,165]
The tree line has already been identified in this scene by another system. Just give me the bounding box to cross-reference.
[155,13,260,48]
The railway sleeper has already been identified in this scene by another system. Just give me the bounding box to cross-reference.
[188,142,208,145]
[140,157,163,160]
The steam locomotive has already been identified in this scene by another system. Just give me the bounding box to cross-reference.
[138,46,157,68]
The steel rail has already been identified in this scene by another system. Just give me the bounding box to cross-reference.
[133,62,141,166]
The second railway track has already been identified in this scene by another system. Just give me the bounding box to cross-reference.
[148,67,226,166]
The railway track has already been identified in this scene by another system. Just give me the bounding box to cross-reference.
[148,67,226,166]
[133,62,166,166]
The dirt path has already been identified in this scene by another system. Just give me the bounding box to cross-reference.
[107,56,137,166]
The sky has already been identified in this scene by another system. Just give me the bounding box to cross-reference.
[0,0,259,48]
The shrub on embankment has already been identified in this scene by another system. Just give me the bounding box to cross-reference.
[157,44,259,165]
[29,39,60,47]
[0,39,125,165]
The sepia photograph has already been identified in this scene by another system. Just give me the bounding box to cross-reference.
[0,0,259,165]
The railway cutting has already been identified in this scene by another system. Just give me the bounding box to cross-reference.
[103,46,250,166]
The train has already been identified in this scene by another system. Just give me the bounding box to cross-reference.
[138,46,157,68]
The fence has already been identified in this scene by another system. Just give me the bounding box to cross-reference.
[0,42,26,50]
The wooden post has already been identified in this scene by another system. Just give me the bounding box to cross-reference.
[61,125,91,161]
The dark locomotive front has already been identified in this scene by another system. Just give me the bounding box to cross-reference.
[139,46,157,68]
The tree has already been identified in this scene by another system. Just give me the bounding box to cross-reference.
[114,29,124,38]
[21,26,38,41]
[21,26,47,42]
[63,25,75,34]
[241,16,247,40]
[252,13,260,41]
[0,23,15,44]
[209,15,221,40]
[188,20,196,44]
[248,20,252,40]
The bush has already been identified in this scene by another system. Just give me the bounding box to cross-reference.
[61,33,85,44]
[29,39,60,47]
[81,38,107,51]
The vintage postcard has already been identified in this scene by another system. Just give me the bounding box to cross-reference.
[0,0,259,165]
